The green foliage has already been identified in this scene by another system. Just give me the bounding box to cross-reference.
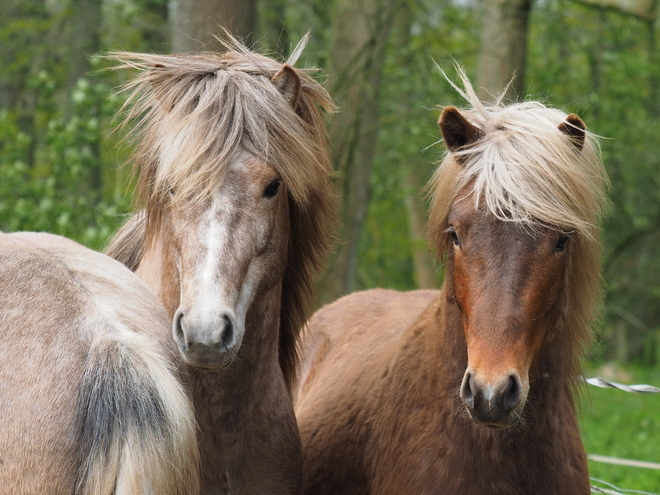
[0,71,130,250]
[357,0,480,290]
[325,0,660,363]
[0,0,169,251]
[527,1,660,364]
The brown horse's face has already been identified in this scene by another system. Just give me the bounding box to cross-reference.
[448,191,569,428]
[167,152,289,370]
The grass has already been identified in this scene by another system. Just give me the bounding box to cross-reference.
[580,364,660,493]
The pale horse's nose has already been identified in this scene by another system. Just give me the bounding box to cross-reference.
[173,308,239,365]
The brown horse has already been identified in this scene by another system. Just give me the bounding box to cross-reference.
[295,71,609,494]
[105,37,335,494]
[0,231,199,494]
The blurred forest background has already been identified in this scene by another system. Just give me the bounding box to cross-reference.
[1,0,660,369]
[2,0,660,488]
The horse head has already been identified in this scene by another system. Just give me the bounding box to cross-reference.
[156,65,301,370]
[169,153,291,369]
[107,44,334,374]
[433,100,603,428]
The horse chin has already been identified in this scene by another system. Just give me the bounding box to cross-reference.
[467,409,522,430]
[177,346,240,371]
[480,421,516,430]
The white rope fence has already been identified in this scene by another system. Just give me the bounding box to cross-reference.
[586,377,660,394]
[591,477,659,495]
[586,377,660,495]
[589,455,660,471]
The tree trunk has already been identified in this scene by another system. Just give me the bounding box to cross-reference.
[64,0,102,193]
[0,1,24,110]
[477,0,532,101]
[0,0,50,168]
[404,169,439,289]
[646,14,659,116]
[142,0,170,51]
[64,0,102,114]
[587,11,606,120]
[316,0,398,304]
[393,3,437,289]
[574,0,655,19]
[172,0,257,52]
[260,0,289,57]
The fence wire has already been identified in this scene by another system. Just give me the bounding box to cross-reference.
[589,455,660,471]
[586,378,660,495]
[586,377,660,394]
[591,477,659,495]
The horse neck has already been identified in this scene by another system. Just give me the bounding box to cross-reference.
[138,231,295,489]
[383,284,587,493]
[189,282,295,492]
[134,232,180,317]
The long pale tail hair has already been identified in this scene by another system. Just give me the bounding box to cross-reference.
[75,329,199,494]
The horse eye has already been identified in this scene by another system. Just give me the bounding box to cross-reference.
[450,229,460,247]
[263,178,281,199]
[555,234,569,252]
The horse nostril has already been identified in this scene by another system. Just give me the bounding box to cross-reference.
[503,374,522,412]
[460,371,475,408]
[220,314,235,349]
[173,310,186,345]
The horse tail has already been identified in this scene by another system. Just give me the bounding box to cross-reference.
[75,330,199,495]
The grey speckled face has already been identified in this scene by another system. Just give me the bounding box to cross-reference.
[170,152,289,370]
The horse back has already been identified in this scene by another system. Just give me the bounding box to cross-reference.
[295,288,439,494]
[0,233,198,494]
[295,285,590,494]
[0,235,92,492]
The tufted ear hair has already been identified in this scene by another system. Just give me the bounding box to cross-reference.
[271,64,301,110]
[558,113,586,151]
[439,106,482,153]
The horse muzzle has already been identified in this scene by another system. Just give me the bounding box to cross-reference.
[460,369,526,428]
[173,308,243,370]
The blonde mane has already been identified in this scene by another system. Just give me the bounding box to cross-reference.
[105,37,336,391]
[428,69,609,384]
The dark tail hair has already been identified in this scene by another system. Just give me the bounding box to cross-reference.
[75,332,199,494]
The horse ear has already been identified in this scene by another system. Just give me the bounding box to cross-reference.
[558,114,586,151]
[439,106,482,152]
[271,64,301,109]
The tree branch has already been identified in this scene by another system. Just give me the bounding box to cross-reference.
[573,0,656,21]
